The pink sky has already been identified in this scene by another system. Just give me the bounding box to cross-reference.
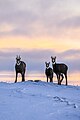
[0,0,80,84]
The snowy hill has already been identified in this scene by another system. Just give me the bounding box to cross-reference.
[0,81,80,120]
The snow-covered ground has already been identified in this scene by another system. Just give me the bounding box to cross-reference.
[0,81,80,120]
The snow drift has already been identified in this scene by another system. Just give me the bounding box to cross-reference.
[0,81,80,120]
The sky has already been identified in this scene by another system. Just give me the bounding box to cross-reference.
[0,0,80,82]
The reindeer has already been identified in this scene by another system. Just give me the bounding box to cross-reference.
[51,56,68,85]
[15,55,26,83]
[45,62,53,82]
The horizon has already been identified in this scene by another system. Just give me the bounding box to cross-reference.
[0,71,80,86]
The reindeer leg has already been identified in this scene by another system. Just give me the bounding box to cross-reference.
[52,78,53,82]
[57,74,59,84]
[60,74,64,83]
[15,72,18,83]
[47,76,48,82]
[57,74,60,85]
[50,77,52,82]
[22,74,25,82]
[65,73,68,85]
[51,77,53,82]
[24,74,25,81]
[58,74,61,85]
[52,73,53,82]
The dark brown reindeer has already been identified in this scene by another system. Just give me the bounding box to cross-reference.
[15,55,26,83]
[45,62,53,82]
[51,56,68,85]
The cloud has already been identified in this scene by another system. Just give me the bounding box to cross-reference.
[59,16,80,28]
[0,48,55,72]
[56,49,80,73]
[0,0,80,37]
[60,49,80,59]
[0,48,80,74]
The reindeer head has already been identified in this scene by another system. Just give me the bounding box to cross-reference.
[45,62,50,68]
[51,56,56,64]
[16,55,21,65]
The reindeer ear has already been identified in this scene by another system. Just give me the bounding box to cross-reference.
[49,62,50,64]
[55,56,56,59]
[51,56,53,59]
[16,55,18,59]
[45,62,47,64]
[19,55,21,60]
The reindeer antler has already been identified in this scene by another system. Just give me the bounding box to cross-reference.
[54,56,56,59]
[16,55,21,60]
[51,56,53,59]
[16,55,18,59]
[19,55,21,60]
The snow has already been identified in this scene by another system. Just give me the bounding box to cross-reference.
[0,81,80,120]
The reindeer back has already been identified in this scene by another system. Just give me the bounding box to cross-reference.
[53,63,68,74]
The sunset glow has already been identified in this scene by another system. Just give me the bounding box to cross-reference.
[0,37,80,52]
[0,0,80,85]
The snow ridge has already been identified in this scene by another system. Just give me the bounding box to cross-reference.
[0,81,80,120]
